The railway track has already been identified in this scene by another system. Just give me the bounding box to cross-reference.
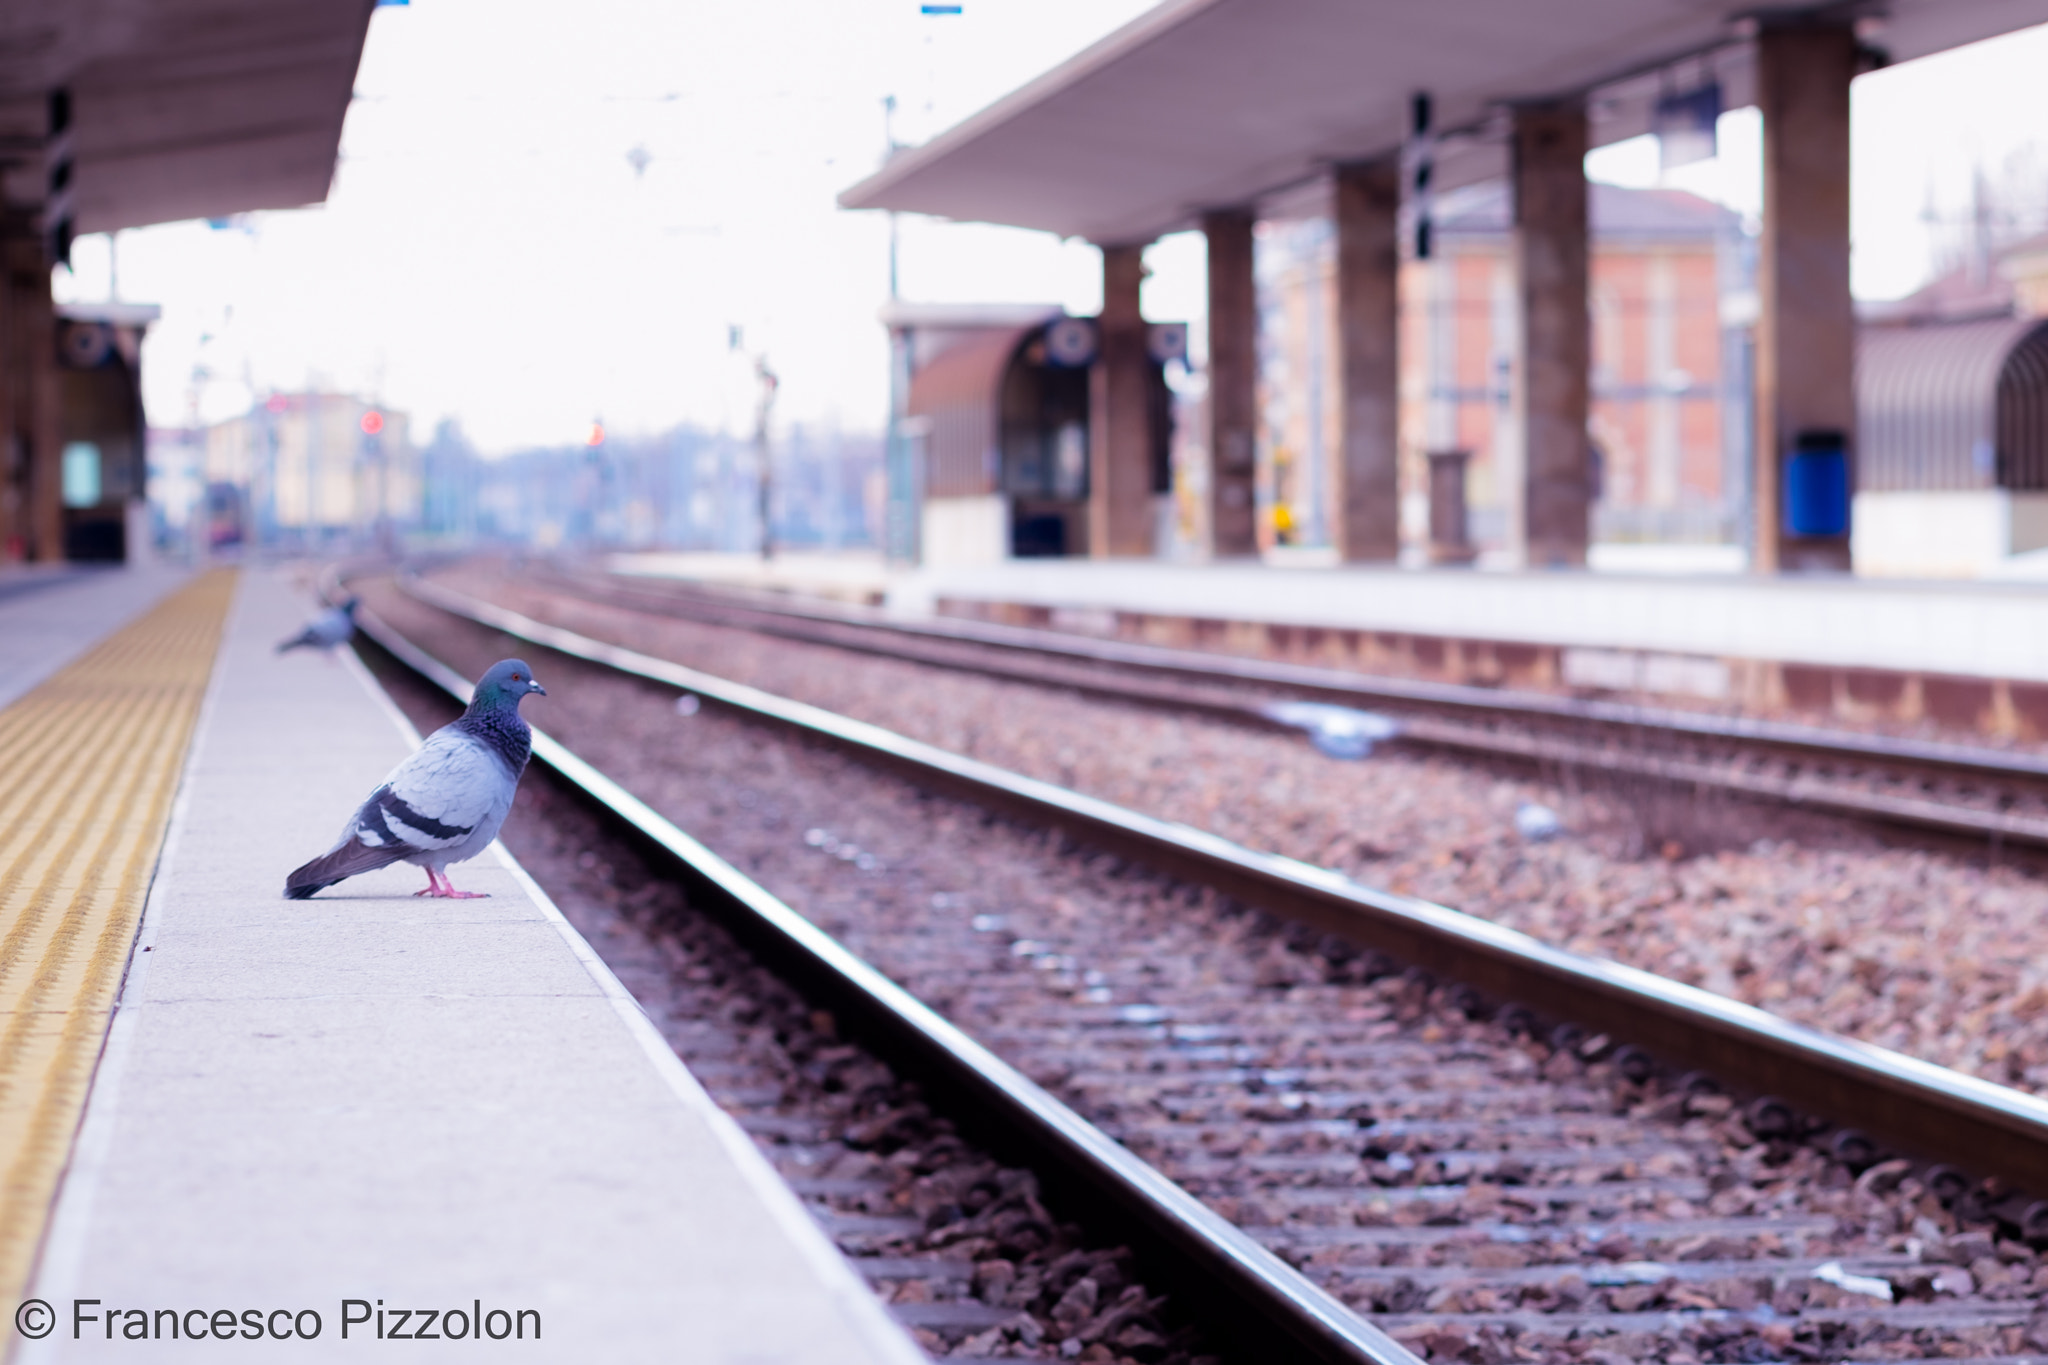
[519,561,2048,852]
[355,570,2048,1364]
[349,576,1404,1365]
[364,667,1236,1365]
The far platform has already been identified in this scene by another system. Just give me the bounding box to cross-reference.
[21,567,920,1364]
[610,549,2048,737]
[0,563,191,710]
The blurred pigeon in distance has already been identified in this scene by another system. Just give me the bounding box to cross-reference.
[1262,701,1400,759]
[278,596,360,653]
[1514,802,1563,841]
[284,659,547,899]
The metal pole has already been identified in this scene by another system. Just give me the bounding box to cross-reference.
[755,356,779,560]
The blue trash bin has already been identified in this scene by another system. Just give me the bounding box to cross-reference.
[1784,430,1849,538]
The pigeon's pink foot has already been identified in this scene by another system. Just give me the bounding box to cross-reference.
[413,868,486,898]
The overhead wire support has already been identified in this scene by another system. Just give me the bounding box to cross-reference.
[754,355,779,561]
[1407,90,1434,261]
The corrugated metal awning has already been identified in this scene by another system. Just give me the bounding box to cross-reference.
[908,326,1040,499]
[2002,320,2048,491]
[1857,316,2048,492]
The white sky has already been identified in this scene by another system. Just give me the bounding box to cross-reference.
[51,3,2048,455]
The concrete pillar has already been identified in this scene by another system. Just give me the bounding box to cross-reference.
[1089,241,1154,558]
[0,216,58,562]
[1203,210,1257,557]
[1754,19,1857,573]
[26,248,58,562]
[1333,159,1401,561]
[0,218,16,561]
[1512,100,1591,569]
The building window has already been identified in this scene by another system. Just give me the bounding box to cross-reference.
[62,442,102,508]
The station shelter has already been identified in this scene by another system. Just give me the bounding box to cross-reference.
[894,303,1184,564]
[843,0,2048,576]
[48,301,157,561]
[0,0,370,565]
[1852,316,2048,577]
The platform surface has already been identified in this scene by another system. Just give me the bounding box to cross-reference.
[0,565,192,712]
[22,568,920,1363]
[613,551,2048,684]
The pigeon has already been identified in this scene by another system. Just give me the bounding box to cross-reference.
[277,597,360,653]
[284,659,547,899]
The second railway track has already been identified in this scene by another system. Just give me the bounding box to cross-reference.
[517,560,2048,852]
[357,569,2048,1365]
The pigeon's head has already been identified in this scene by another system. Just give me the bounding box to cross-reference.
[473,658,547,710]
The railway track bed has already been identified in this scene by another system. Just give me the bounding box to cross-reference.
[365,627,1238,1364]
[526,561,2048,851]
[415,561,2048,1100]
[352,572,2048,1364]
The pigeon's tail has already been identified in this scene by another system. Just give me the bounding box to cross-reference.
[285,837,406,899]
[276,630,317,655]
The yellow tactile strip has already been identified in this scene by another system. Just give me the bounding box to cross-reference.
[0,569,235,1323]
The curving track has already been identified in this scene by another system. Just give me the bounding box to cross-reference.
[351,568,2048,1365]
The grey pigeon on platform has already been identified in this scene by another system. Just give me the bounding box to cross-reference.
[284,659,547,899]
[277,596,360,653]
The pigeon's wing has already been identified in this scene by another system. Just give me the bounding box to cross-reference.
[311,607,355,645]
[284,729,507,898]
[365,727,507,851]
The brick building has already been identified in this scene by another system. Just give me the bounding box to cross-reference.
[1257,181,1749,560]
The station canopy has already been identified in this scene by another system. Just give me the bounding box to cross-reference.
[0,0,374,232]
[840,0,2048,244]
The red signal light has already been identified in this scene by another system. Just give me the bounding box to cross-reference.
[587,422,605,447]
[360,411,385,436]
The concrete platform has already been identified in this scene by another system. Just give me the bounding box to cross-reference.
[22,569,921,1363]
[912,561,2048,685]
[0,564,191,711]
[611,551,2048,735]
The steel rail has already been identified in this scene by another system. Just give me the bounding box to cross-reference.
[530,563,2048,850]
[343,584,1419,1365]
[397,570,2048,1209]
[554,561,2048,784]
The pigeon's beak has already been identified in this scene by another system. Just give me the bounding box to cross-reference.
[529,681,547,696]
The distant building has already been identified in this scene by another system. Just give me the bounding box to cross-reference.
[1257,181,1749,559]
[189,392,417,551]
[419,422,881,555]
[2007,234,2048,318]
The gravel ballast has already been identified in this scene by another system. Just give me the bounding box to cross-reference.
[365,650,1220,1364]
[429,563,2048,1097]
[358,579,2048,1363]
